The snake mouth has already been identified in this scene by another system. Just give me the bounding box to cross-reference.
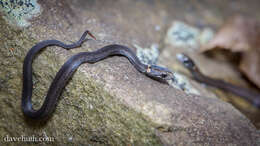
[162,72,174,80]
[146,65,174,81]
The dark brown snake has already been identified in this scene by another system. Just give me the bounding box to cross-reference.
[177,53,260,108]
[22,30,174,120]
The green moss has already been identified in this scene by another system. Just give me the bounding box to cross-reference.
[0,16,162,145]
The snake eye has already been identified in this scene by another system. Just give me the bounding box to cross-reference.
[161,73,168,78]
[147,65,173,81]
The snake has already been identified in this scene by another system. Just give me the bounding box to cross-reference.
[177,53,260,108]
[22,30,174,120]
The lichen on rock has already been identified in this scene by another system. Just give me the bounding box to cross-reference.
[135,43,159,65]
[165,21,201,50]
[0,0,41,27]
[165,21,215,51]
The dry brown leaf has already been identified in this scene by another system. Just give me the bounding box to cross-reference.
[240,48,260,88]
[201,15,260,88]
[202,15,260,52]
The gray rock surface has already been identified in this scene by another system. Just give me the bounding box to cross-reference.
[0,0,259,145]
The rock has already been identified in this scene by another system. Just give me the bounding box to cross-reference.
[0,0,259,145]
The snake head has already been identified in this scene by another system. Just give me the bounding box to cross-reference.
[146,65,174,81]
[176,53,197,71]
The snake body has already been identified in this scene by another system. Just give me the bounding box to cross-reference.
[177,53,260,108]
[22,30,173,119]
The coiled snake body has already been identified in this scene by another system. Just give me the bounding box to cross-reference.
[22,30,173,119]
